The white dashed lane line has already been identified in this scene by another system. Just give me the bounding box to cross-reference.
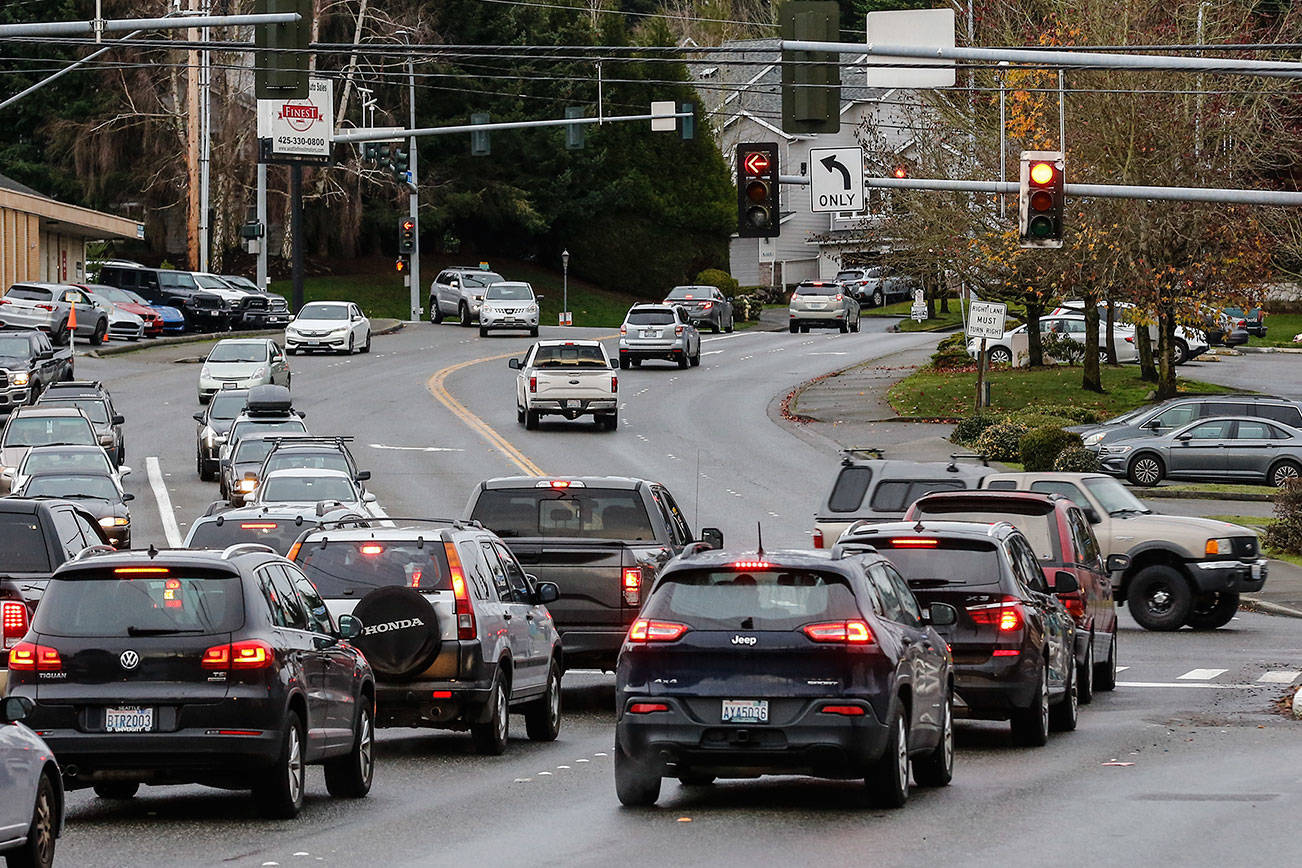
[146,456,184,548]
[1178,668,1229,681]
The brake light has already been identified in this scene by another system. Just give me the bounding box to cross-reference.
[529,376,537,393]
[967,598,1025,632]
[820,705,866,716]
[115,567,170,574]
[37,303,55,311]
[812,528,824,549]
[675,325,684,336]
[445,542,477,640]
[611,375,618,394]
[699,301,713,309]
[628,619,688,643]
[8,642,61,671]
[620,325,627,336]
[622,567,642,606]
[2,600,28,650]
[240,522,278,530]
[731,560,770,569]
[802,620,875,644]
[549,480,570,488]
[629,702,670,714]
[1059,594,1086,619]
[889,538,938,548]
[203,640,273,669]
[991,649,1020,657]
[359,543,385,556]
[410,568,423,588]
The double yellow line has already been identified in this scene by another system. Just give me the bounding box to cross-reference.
[427,350,545,476]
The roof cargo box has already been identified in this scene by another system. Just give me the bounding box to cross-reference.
[245,384,293,415]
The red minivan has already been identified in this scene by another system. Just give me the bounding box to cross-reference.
[904,490,1120,702]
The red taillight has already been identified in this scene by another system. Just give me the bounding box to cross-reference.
[432,690,453,699]
[622,567,641,606]
[611,375,618,394]
[835,294,843,302]
[36,303,55,311]
[446,542,477,640]
[620,325,627,336]
[240,522,278,530]
[2,600,29,650]
[812,528,824,549]
[889,538,938,548]
[699,301,713,309]
[529,376,537,393]
[410,568,423,588]
[202,640,274,670]
[1059,594,1086,619]
[359,543,385,556]
[8,641,60,671]
[629,702,670,714]
[675,325,684,337]
[991,649,1020,657]
[628,619,688,643]
[820,704,866,716]
[115,567,170,574]
[731,560,770,569]
[967,598,1025,632]
[802,620,874,644]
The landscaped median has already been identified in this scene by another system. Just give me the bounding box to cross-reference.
[862,299,965,332]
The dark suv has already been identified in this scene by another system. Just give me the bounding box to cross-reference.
[615,547,956,808]
[8,545,376,818]
[96,264,233,332]
[292,518,564,755]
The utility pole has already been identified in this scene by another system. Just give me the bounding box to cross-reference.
[198,0,211,272]
[186,13,200,270]
[407,49,420,322]
[291,164,304,312]
[256,161,268,290]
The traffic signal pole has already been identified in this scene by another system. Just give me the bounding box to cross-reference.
[406,52,420,323]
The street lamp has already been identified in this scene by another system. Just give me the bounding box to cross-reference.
[561,249,570,326]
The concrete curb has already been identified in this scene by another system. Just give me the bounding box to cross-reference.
[88,319,404,358]
[1237,345,1302,354]
[1242,597,1302,619]
[1141,488,1274,503]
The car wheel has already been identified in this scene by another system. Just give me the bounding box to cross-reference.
[524,660,562,742]
[253,710,305,819]
[324,700,375,798]
[614,742,661,807]
[602,413,618,431]
[525,409,539,430]
[517,405,525,425]
[94,781,140,800]
[850,318,860,333]
[91,319,108,346]
[1094,630,1118,691]
[1049,663,1078,732]
[1270,459,1301,487]
[711,319,721,334]
[529,326,539,337]
[361,331,371,353]
[1127,564,1193,631]
[690,350,700,367]
[619,357,630,370]
[52,321,69,345]
[1077,638,1095,705]
[1127,454,1165,487]
[459,302,472,327]
[911,689,953,787]
[800,323,810,333]
[839,320,849,334]
[1187,590,1240,630]
[1010,661,1050,747]
[677,352,689,369]
[345,334,354,355]
[788,321,798,334]
[988,346,1013,366]
[1172,338,1189,365]
[430,299,443,323]
[872,290,884,307]
[470,673,510,755]
[12,772,57,868]
[865,705,909,808]
[479,325,489,338]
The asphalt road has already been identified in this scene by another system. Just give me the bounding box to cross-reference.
[46,323,1302,866]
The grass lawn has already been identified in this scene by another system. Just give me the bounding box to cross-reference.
[1149,483,1276,497]
[888,364,1237,420]
[1247,311,1302,348]
[859,299,965,333]
[1208,514,1273,528]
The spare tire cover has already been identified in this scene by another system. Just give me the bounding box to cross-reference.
[349,587,441,681]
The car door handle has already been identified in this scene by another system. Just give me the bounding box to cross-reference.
[526,613,535,621]
[503,613,513,621]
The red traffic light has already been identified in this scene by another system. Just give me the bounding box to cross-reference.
[395,258,407,273]
[743,151,771,176]
[1029,161,1055,185]
[893,166,908,179]
[401,218,415,232]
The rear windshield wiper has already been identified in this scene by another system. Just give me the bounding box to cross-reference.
[127,626,205,636]
[906,578,966,588]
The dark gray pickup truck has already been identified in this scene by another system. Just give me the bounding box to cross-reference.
[464,476,721,671]
[0,329,74,415]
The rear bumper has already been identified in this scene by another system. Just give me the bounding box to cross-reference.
[1187,558,1267,594]
[619,343,687,361]
[42,729,283,785]
[559,629,627,670]
[529,399,617,417]
[951,655,1040,716]
[789,310,848,326]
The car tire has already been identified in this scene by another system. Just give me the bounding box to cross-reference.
[479,325,489,338]
[1077,638,1095,705]
[725,316,734,333]
[988,346,1013,366]
[788,321,798,334]
[459,302,472,327]
[690,350,700,367]
[91,319,108,346]
[800,324,810,334]
[911,690,953,787]
[525,409,539,430]
[430,300,443,323]
[865,705,909,808]
[677,352,689,369]
[1269,459,1301,488]
[517,405,525,425]
[872,290,884,308]
[1127,564,1193,631]
[53,321,69,345]
[839,320,850,334]
[94,781,140,800]
[614,742,661,807]
[324,700,375,798]
[345,334,354,355]
[1010,661,1050,747]
[253,710,306,819]
[1049,664,1078,732]
[603,413,618,431]
[619,357,630,370]
[470,673,510,756]
[10,771,57,868]
[529,326,539,337]
[850,318,860,333]
[361,331,371,353]
[1094,630,1118,691]
[1187,590,1240,630]
[523,660,562,742]
[1127,453,1165,487]
[711,319,721,334]
[1172,338,1189,365]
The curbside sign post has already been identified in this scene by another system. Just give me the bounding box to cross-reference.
[967,300,1007,411]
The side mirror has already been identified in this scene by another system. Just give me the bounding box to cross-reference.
[699,527,724,550]
[355,470,371,482]
[37,350,53,360]
[1084,507,1101,524]
[1176,433,1193,442]
[927,602,958,627]
[123,493,135,502]
[193,412,205,423]
[535,581,560,605]
[337,614,362,639]
[1146,419,1162,430]
[1106,554,1130,573]
[1053,571,1080,594]
[112,415,125,425]
[508,358,522,369]
[120,466,132,477]
[535,295,545,303]
[1,468,15,481]
[1,695,33,724]
[362,492,378,503]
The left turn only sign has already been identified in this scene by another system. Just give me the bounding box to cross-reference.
[809,146,864,214]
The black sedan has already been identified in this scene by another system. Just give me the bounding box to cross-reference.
[840,521,1079,746]
[14,470,134,548]
[7,547,375,818]
[614,548,956,808]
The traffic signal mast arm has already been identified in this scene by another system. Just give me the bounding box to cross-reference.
[332,109,693,143]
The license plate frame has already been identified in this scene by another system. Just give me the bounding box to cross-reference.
[564,399,580,410]
[1252,562,1263,580]
[105,706,154,733]
[721,699,769,724]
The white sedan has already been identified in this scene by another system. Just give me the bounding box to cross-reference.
[967,313,1137,367]
[285,301,371,355]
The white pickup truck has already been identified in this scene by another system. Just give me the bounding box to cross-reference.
[510,340,619,430]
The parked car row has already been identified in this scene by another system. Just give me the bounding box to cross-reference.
[92,261,290,334]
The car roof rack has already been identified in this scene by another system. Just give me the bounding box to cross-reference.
[947,452,990,470]
[265,435,354,446]
[220,543,276,559]
[72,544,118,561]
[308,516,476,532]
[840,447,885,465]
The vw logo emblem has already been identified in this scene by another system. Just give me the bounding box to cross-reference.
[119,650,140,670]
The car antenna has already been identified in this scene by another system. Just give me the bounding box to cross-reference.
[913,519,925,533]
[147,544,158,559]
[756,522,764,558]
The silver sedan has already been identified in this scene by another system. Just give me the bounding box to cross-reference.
[1100,416,1302,487]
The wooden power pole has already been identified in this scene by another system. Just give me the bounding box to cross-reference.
[186,16,200,270]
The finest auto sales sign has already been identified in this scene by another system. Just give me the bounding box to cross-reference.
[258,77,334,159]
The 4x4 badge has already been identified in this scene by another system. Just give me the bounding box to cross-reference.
[119,650,140,670]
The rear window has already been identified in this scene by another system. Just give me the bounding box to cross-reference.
[186,517,313,555]
[471,488,655,540]
[0,513,51,572]
[5,286,51,301]
[827,466,873,513]
[531,345,608,367]
[875,539,1005,590]
[264,451,351,476]
[870,479,966,512]
[230,419,306,446]
[295,540,450,597]
[795,284,835,295]
[1257,404,1302,427]
[910,506,1058,562]
[22,449,111,476]
[233,437,277,463]
[33,570,244,637]
[260,475,356,504]
[642,568,861,630]
[37,397,109,425]
[627,310,676,325]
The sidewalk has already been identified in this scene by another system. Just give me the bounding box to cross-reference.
[1244,559,1302,619]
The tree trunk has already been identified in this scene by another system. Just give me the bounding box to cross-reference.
[1025,301,1045,367]
[938,266,949,313]
[1156,305,1178,399]
[1105,296,1118,364]
[1082,291,1103,393]
[1135,323,1157,382]
[925,272,936,318]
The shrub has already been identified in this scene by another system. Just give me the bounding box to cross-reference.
[1014,413,1076,431]
[1041,332,1086,365]
[973,419,1029,462]
[1019,426,1083,472]
[1011,404,1101,424]
[731,295,751,321]
[1054,446,1103,473]
[952,414,998,446]
[931,332,973,370]
[1265,480,1302,555]
[694,268,739,297]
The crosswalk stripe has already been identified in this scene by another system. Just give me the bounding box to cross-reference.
[1257,671,1301,684]
[1177,668,1228,680]
[1115,666,1130,673]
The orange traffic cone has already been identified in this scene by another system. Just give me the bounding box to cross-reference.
[68,301,77,339]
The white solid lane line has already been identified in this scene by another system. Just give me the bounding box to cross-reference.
[1117,681,1269,690]
[1257,670,1301,684]
[145,456,183,548]
[1177,668,1229,680]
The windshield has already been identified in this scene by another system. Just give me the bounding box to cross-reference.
[208,342,268,363]
[835,271,865,281]
[471,488,655,540]
[233,438,277,464]
[1083,476,1151,515]
[299,303,349,320]
[158,271,198,289]
[296,540,451,597]
[459,271,503,288]
[186,517,312,555]
[260,475,357,504]
[627,310,676,326]
[642,569,861,631]
[265,451,351,475]
[33,571,244,637]
[193,274,231,290]
[230,419,306,447]
[485,284,533,301]
[1104,406,1149,425]
[531,345,608,367]
[876,539,1005,589]
[24,475,117,500]
[222,276,259,292]
[90,286,132,304]
[122,290,151,305]
[0,514,52,572]
[38,397,109,425]
[208,391,248,421]
[3,416,95,447]
[22,449,111,476]
[0,335,32,356]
